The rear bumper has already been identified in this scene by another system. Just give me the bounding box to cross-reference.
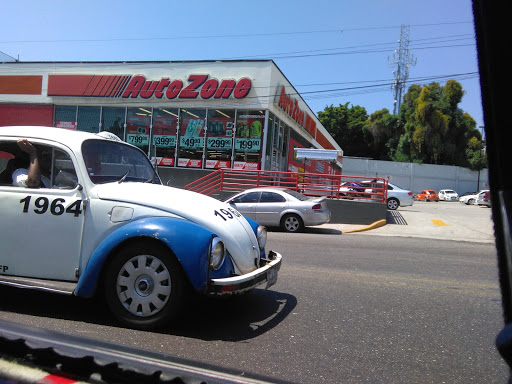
[208,250,282,295]
[399,197,414,207]
[306,210,331,226]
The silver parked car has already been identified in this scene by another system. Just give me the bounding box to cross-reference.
[225,187,331,233]
[476,190,491,207]
[438,189,459,201]
[362,180,414,210]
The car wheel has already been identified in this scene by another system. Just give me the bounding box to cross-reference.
[281,213,304,233]
[387,198,400,210]
[468,198,475,205]
[104,242,184,330]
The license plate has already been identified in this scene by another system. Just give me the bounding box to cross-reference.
[266,267,278,289]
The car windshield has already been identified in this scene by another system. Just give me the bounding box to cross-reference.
[82,140,160,185]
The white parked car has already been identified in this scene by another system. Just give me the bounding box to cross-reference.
[438,189,459,201]
[225,187,331,233]
[362,180,414,210]
[0,126,282,329]
[459,190,489,205]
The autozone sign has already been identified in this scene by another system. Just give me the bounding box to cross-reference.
[275,85,317,137]
[47,74,252,100]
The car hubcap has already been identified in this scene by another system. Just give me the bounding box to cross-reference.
[285,217,299,232]
[116,255,171,317]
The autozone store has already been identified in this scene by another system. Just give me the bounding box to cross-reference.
[0,60,342,178]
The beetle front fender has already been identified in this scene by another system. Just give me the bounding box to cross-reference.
[74,217,214,297]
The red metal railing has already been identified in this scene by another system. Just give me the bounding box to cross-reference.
[184,169,388,203]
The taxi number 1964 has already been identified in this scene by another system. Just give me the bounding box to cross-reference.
[20,196,83,217]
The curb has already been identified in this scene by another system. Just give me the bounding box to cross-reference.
[342,219,387,233]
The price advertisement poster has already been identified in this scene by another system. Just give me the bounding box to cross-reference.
[126,115,150,147]
[206,117,233,151]
[179,116,204,151]
[235,114,264,153]
[153,115,177,166]
[153,115,177,149]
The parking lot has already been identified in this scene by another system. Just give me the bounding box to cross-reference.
[320,200,495,244]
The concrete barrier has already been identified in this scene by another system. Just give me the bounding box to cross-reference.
[326,199,387,225]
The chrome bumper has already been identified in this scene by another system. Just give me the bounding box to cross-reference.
[208,250,282,295]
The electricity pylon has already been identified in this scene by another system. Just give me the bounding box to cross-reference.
[390,25,416,115]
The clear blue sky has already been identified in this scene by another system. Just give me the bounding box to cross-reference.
[1,0,482,129]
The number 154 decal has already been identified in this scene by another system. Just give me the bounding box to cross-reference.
[20,196,83,217]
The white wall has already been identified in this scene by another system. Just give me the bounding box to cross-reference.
[343,157,489,195]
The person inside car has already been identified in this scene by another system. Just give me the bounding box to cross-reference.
[11,139,49,188]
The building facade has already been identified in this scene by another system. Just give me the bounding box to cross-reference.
[0,60,342,177]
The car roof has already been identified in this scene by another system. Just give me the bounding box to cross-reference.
[0,126,118,151]
[237,187,289,194]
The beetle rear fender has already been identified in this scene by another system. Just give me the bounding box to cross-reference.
[74,217,214,297]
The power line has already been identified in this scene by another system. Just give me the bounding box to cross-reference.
[0,21,473,44]
[228,34,474,60]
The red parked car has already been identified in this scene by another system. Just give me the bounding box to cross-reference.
[415,190,440,202]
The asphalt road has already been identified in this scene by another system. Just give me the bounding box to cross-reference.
[0,200,507,383]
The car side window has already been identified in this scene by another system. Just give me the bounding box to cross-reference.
[232,192,260,203]
[51,148,78,189]
[260,192,286,203]
[0,142,77,189]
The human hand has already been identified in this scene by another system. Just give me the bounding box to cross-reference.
[17,139,37,157]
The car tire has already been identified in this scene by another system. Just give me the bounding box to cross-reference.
[387,198,400,210]
[280,213,304,233]
[104,241,184,330]
[468,198,475,205]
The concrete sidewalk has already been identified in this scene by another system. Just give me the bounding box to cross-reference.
[317,202,496,244]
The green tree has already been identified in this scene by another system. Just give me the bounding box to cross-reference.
[318,103,370,157]
[392,80,483,168]
[364,108,401,160]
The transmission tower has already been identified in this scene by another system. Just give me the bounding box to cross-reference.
[390,25,416,115]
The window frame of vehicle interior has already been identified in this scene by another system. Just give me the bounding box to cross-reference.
[0,139,79,189]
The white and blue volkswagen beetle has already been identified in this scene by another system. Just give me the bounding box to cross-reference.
[0,126,281,329]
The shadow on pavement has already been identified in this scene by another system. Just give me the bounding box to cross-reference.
[387,210,408,225]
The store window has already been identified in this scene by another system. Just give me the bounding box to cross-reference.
[101,107,126,140]
[126,107,151,155]
[205,109,234,169]
[153,108,178,167]
[234,110,265,170]
[265,113,277,170]
[54,106,77,130]
[77,106,100,133]
[177,108,206,168]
